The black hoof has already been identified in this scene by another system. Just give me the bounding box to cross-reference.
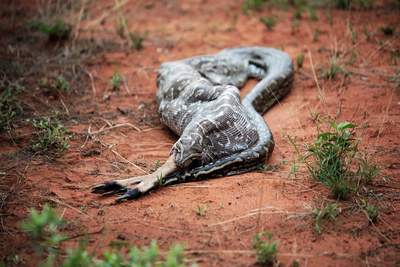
[115,188,142,202]
[102,187,130,197]
[91,181,123,194]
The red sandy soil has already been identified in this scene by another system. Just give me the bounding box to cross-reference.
[1,0,400,266]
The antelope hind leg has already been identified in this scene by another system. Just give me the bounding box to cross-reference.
[91,156,178,201]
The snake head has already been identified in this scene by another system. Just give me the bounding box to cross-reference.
[171,135,204,169]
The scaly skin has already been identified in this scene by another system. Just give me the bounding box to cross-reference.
[91,47,294,201]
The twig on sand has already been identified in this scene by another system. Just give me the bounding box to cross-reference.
[88,122,141,135]
[98,140,149,174]
[209,208,288,227]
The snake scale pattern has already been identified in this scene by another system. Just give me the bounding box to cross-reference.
[92,46,294,201]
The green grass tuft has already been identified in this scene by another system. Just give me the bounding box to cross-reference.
[259,16,277,30]
[312,202,341,235]
[287,121,384,200]
[28,19,72,41]
[253,231,279,265]
[30,111,74,158]
[0,86,24,132]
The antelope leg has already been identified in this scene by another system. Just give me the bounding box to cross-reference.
[91,156,178,201]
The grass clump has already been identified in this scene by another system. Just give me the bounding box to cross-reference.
[363,198,379,222]
[129,31,146,50]
[296,53,305,69]
[259,16,277,30]
[28,19,72,41]
[30,111,73,158]
[0,86,24,132]
[313,202,341,235]
[322,50,350,79]
[292,0,318,21]
[38,76,69,94]
[333,0,374,9]
[388,70,400,94]
[380,26,395,36]
[110,68,122,91]
[242,0,267,15]
[253,231,279,265]
[114,3,147,50]
[195,202,209,216]
[288,121,383,200]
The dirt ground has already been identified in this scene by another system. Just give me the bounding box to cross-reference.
[1,0,400,266]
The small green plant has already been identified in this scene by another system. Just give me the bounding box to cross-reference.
[323,51,349,79]
[259,16,277,30]
[288,121,384,199]
[303,5,318,20]
[242,0,266,15]
[380,26,395,35]
[389,50,399,65]
[293,1,318,21]
[347,50,357,65]
[156,173,173,188]
[129,30,146,50]
[115,5,128,38]
[39,76,69,94]
[313,202,341,235]
[363,25,371,41]
[312,28,321,42]
[20,204,66,258]
[285,133,304,179]
[195,202,209,216]
[388,70,400,94]
[229,13,238,30]
[155,159,162,167]
[253,231,279,265]
[156,173,164,187]
[260,159,287,172]
[296,53,305,68]
[29,19,72,41]
[363,199,379,222]
[358,0,375,8]
[293,9,302,19]
[30,111,73,158]
[333,0,374,9]
[333,0,352,9]
[349,22,358,44]
[114,3,146,50]
[209,22,219,32]
[61,239,94,267]
[0,86,24,132]
[55,76,69,92]
[110,68,122,91]
[291,19,301,33]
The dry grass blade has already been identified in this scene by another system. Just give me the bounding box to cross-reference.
[98,139,149,174]
[88,122,141,135]
[209,208,288,227]
[40,196,91,219]
[84,0,131,29]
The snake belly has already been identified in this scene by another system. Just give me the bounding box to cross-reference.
[156,47,294,184]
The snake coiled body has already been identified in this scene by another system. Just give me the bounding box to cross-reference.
[92,46,294,200]
[157,47,294,184]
